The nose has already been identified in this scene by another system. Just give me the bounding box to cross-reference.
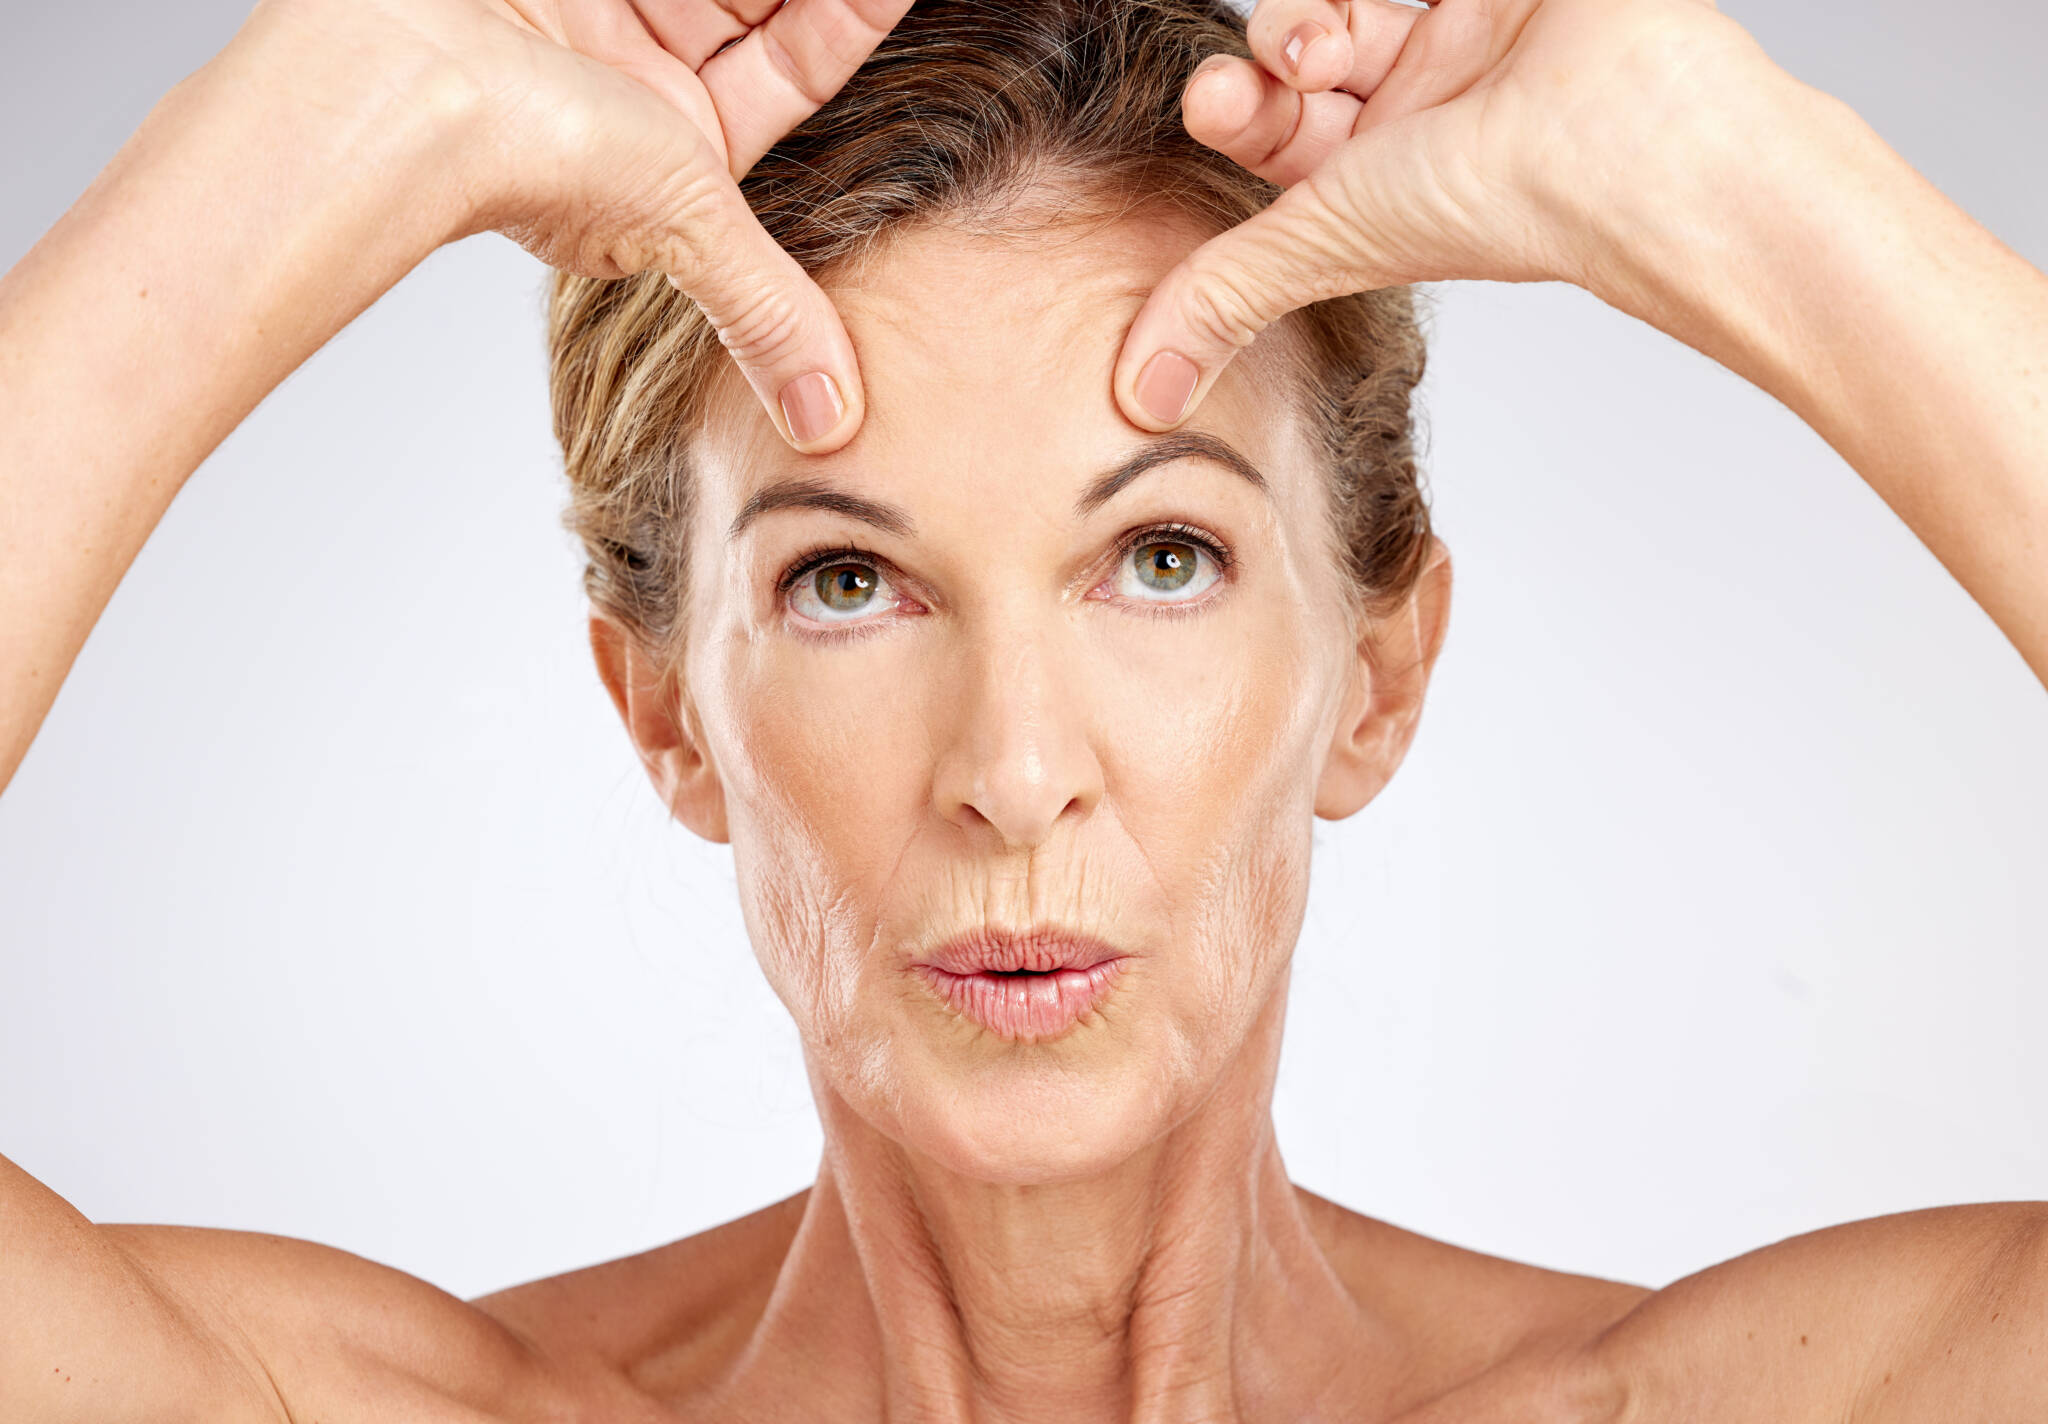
[930,622,1104,850]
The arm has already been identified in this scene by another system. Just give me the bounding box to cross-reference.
[1107,1,2048,1411]
[0,1151,282,1422]
[0,54,456,1410]
[0,0,906,799]
[1589,63,2048,693]
[2,1151,570,1424]
[0,0,909,1412]
[0,19,454,801]
[1111,0,2048,690]
[1589,1202,2048,1422]
[1377,1203,2048,1424]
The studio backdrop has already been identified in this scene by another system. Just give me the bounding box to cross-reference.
[1,0,2043,1301]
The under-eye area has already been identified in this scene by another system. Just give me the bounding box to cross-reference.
[8,0,2041,1417]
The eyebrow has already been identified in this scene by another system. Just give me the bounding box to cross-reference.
[728,477,914,541]
[1073,431,1268,516]
[726,430,1268,541]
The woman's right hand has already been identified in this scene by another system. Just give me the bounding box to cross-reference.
[224,0,910,451]
[2,13,920,1410]
[0,0,904,798]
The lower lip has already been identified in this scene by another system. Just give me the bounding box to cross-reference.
[913,959,1130,1041]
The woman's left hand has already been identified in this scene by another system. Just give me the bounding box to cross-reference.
[1113,0,1776,428]
[1116,0,2048,692]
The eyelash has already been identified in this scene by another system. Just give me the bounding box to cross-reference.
[774,523,1234,627]
[775,543,880,598]
[1112,522,1234,580]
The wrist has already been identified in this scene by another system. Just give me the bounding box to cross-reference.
[1559,39,1889,404]
[2,8,496,499]
[186,6,489,268]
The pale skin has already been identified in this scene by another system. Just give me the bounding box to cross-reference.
[1,1,2045,1423]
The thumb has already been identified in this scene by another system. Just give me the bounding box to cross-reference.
[663,175,865,454]
[1114,172,1375,432]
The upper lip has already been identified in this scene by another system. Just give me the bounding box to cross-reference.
[915,926,1129,975]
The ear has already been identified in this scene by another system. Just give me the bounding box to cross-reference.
[587,613,730,843]
[1315,536,1453,820]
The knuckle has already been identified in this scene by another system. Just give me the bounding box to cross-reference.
[1292,162,1395,283]
[549,163,735,285]
[653,168,741,278]
[1245,0,1300,42]
[1243,3,1281,55]
[647,226,710,286]
[710,282,810,369]
[760,27,836,109]
[1177,258,1276,353]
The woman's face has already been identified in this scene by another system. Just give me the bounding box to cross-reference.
[655,212,1437,1183]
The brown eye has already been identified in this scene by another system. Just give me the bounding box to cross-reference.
[815,563,876,612]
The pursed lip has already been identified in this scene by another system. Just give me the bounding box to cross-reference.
[914,926,1130,976]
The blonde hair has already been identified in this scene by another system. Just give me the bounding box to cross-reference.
[548,0,1432,671]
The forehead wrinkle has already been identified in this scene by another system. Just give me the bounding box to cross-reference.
[700,220,1320,545]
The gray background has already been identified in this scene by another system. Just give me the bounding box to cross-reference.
[1,0,2043,1301]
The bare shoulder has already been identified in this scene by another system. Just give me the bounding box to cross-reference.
[101,1220,585,1424]
[86,1189,813,1424]
[1293,1184,1651,1355]
[1594,1201,2048,1421]
[1296,1190,2048,1423]
[469,1187,810,1389]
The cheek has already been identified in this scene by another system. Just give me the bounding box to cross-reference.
[1091,596,1338,994]
[1095,589,1334,843]
[699,632,928,1028]
[695,570,1346,1048]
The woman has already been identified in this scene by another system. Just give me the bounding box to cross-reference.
[2,0,2043,1419]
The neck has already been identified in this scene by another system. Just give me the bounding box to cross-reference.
[734,988,1394,1424]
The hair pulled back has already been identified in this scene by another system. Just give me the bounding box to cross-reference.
[549,0,1432,671]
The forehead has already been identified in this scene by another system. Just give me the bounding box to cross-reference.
[695,210,1315,531]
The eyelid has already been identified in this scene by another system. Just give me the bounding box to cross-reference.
[1110,521,1232,571]
[1095,524,1229,613]
[777,543,885,596]
[779,545,918,640]
[774,522,1234,621]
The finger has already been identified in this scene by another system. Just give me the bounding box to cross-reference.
[556,4,730,159]
[1110,121,1454,432]
[1183,54,1364,189]
[700,0,915,177]
[1245,0,1355,93]
[1114,174,1378,432]
[1359,0,1537,129]
[1342,0,1432,98]
[663,168,867,452]
[1247,0,1426,99]
[629,0,777,68]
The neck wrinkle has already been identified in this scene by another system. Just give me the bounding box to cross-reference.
[721,991,1393,1424]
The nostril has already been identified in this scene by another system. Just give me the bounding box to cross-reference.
[931,708,1104,848]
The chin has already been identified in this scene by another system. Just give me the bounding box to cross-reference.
[839,966,1197,1185]
[894,1054,1183,1185]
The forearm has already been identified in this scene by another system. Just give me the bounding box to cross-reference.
[1594,63,2048,688]
[0,26,467,794]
